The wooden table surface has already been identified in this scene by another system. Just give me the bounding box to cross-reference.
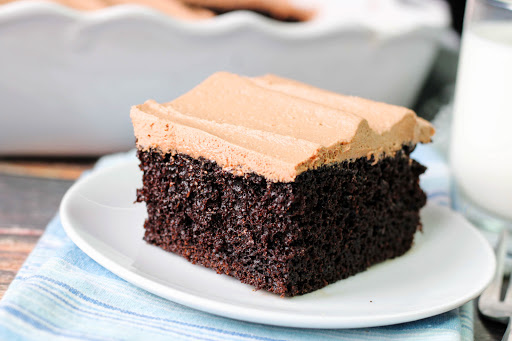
[0,157,505,340]
[0,158,96,296]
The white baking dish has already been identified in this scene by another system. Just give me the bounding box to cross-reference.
[0,0,450,155]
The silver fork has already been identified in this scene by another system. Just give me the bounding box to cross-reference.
[479,229,512,341]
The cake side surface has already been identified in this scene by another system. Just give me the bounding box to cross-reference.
[136,146,426,296]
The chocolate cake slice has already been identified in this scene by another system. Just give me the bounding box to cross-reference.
[131,72,434,297]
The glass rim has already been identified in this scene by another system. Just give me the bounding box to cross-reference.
[483,0,512,10]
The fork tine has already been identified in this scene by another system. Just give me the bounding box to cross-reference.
[480,229,508,303]
[502,233,512,304]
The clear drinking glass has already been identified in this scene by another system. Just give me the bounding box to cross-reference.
[450,0,512,232]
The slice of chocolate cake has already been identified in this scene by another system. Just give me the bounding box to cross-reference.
[131,72,434,297]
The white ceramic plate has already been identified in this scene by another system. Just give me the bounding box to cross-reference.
[60,159,496,329]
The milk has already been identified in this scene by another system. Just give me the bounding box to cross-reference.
[451,22,512,221]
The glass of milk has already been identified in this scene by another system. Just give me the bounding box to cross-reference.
[451,0,512,232]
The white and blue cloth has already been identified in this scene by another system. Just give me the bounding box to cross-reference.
[0,145,473,340]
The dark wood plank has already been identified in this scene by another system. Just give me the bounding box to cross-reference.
[0,158,96,298]
[0,174,75,230]
[0,157,96,180]
[0,227,43,297]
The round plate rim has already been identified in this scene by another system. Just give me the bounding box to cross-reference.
[59,159,496,329]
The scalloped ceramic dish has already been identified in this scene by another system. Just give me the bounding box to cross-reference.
[0,0,450,155]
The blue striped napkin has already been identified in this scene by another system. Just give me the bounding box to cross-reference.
[0,144,473,341]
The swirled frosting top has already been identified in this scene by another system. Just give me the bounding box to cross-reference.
[131,72,434,182]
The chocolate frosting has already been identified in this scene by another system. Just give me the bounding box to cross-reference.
[131,72,434,182]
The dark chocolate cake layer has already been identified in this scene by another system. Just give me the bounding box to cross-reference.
[136,147,427,296]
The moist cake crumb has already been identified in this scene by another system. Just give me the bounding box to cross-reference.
[131,72,434,296]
